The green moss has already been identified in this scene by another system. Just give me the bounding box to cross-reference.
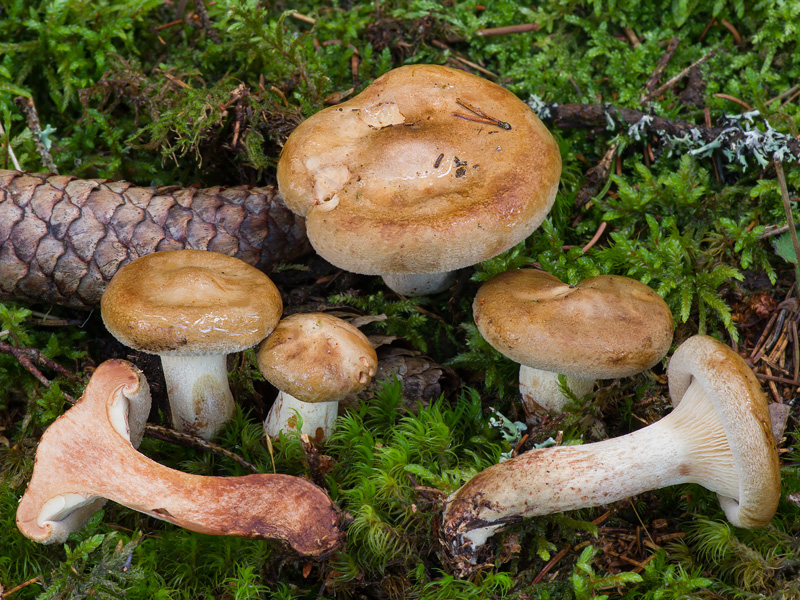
[3,0,800,597]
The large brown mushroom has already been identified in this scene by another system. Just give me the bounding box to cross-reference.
[101,249,283,439]
[277,64,562,296]
[16,359,344,556]
[259,312,378,442]
[441,336,781,570]
[473,269,674,417]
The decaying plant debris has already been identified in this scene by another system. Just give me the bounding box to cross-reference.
[2,1,800,599]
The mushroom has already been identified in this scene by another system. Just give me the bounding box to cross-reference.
[441,335,781,568]
[473,269,674,417]
[16,359,344,556]
[101,249,283,439]
[277,64,561,296]
[259,312,378,442]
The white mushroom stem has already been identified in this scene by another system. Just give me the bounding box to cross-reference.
[16,360,343,556]
[518,365,595,417]
[160,354,235,440]
[381,271,458,296]
[442,378,738,553]
[263,390,338,443]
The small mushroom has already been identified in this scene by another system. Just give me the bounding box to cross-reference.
[259,312,378,442]
[277,64,561,296]
[16,359,344,556]
[441,335,781,568]
[473,269,674,417]
[101,249,283,439]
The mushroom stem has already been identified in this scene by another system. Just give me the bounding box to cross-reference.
[160,354,235,440]
[17,360,343,557]
[518,365,595,417]
[381,271,457,296]
[263,390,338,442]
[442,378,736,553]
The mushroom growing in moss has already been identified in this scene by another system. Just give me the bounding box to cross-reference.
[276,64,561,296]
[259,312,378,442]
[101,249,283,439]
[16,359,344,556]
[473,269,673,417]
[441,335,780,570]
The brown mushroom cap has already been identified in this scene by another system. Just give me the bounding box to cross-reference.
[667,335,781,528]
[101,250,283,356]
[257,313,378,403]
[277,64,561,275]
[473,269,674,378]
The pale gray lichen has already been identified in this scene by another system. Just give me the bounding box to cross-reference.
[627,114,653,141]
[488,407,527,462]
[526,95,555,120]
[660,109,798,168]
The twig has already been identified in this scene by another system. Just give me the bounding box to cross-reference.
[780,87,800,109]
[641,37,680,101]
[640,47,718,104]
[623,27,640,47]
[476,23,540,37]
[14,96,57,173]
[574,143,618,210]
[767,84,800,105]
[2,576,41,598]
[289,12,316,25]
[532,544,571,584]
[581,221,607,253]
[719,18,743,45]
[714,93,753,111]
[454,98,511,130]
[143,424,261,473]
[448,55,499,80]
[0,340,68,389]
[775,159,800,290]
[0,119,22,171]
[754,371,800,387]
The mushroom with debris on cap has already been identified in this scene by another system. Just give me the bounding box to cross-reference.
[16,359,344,556]
[277,64,562,296]
[259,312,378,442]
[101,249,283,439]
[473,269,674,418]
[440,335,781,574]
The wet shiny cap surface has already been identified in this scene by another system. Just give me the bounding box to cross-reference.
[101,249,283,355]
[473,269,674,378]
[277,64,562,275]
[257,312,378,403]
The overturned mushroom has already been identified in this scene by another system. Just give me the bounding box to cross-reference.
[277,64,561,296]
[16,359,343,556]
[441,335,780,570]
[260,312,378,442]
[101,249,283,439]
[473,269,673,417]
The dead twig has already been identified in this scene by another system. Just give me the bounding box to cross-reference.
[2,576,41,598]
[143,424,261,473]
[641,37,680,101]
[532,544,571,584]
[14,96,57,173]
[0,120,22,171]
[640,47,718,104]
[574,143,618,211]
[776,158,800,290]
[476,23,540,37]
[714,93,753,111]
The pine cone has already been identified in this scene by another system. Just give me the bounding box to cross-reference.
[0,170,310,308]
